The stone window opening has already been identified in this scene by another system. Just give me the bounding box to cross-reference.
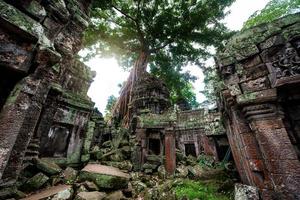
[185,143,197,157]
[148,138,161,155]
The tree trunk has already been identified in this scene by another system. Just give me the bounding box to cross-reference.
[111,51,149,127]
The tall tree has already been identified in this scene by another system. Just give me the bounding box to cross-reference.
[85,0,234,126]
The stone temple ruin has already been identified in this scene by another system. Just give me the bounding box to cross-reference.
[0,0,299,199]
[216,13,300,199]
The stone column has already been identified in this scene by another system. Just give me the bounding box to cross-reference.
[164,127,176,175]
[243,103,300,199]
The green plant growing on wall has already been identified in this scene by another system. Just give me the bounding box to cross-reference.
[243,0,300,29]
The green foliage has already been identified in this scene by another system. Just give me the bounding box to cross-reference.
[84,0,235,107]
[200,66,224,108]
[150,59,199,108]
[174,180,232,200]
[104,95,117,121]
[198,154,229,171]
[243,0,300,29]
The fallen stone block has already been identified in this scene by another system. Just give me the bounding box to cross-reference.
[79,164,130,190]
[105,191,124,200]
[235,183,259,200]
[34,158,62,175]
[22,185,72,200]
[63,167,78,183]
[75,191,107,200]
[21,172,49,192]
[83,181,99,191]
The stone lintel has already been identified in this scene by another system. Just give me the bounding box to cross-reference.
[237,89,277,106]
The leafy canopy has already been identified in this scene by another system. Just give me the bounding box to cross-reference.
[243,0,300,29]
[84,0,235,107]
[104,95,117,121]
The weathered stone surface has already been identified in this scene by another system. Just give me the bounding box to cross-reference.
[51,186,74,200]
[79,164,130,190]
[21,172,49,192]
[83,181,99,191]
[22,185,72,200]
[175,165,189,178]
[63,167,78,183]
[101,161,133,171]
[35,158,62,175]
[75,191,107,200]
[0,187,26,199]
[157,165,167,179]
[105,191,124,200]
[217,12,300,200]
[142,163,157,170]
[0,0,96,189]
[234,184,259,200]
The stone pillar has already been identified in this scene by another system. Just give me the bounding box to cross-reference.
[164,127,176,175]
[132,128,146,170]
[243,103,300,199]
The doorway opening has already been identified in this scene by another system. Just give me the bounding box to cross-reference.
[185,143,197,157]
[148,138,161,155]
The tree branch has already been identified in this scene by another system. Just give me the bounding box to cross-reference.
[112,3,147,50]
[149,39,174,53]
[112,5,137,22]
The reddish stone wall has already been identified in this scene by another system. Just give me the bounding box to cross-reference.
[0,0,92,185]
[217,13,300,199]
[165,127,176,175]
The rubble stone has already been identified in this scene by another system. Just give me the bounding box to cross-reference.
[234,184,259,200]
[35,158,62,175]
[79,164,130,190]
[21,172,49,192]
[75,191,107,200]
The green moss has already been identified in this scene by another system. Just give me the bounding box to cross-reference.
[79,171,129,190]
[62,90,94,110]
[138,111,176,128]
[83,121,95,154]
[0,1,51,46]
[237,92,257,104]
[174,180,233,200]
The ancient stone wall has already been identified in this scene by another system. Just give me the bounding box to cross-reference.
[216,13,300,199]
[0,0,97,186]
[134,108,229,173]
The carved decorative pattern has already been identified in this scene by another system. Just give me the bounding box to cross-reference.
[242,104,279,120]
[267,42,300,87]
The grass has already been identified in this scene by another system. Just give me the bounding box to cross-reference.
[174,179,233,200]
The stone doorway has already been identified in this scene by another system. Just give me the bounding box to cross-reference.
[39,125,72,158]
[148,138,161,155]
[185,143,197,157]
[280,84,300,160]
[0,67,23,112]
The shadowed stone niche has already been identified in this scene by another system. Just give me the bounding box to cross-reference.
[216,13,300,199]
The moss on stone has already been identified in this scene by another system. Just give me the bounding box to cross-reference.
[21,172,49,192]
[78,171,129,190]
[0,1,51,46]
[237,92,257,104]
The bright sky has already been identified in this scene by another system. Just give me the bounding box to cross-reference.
[84,0,271,113]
